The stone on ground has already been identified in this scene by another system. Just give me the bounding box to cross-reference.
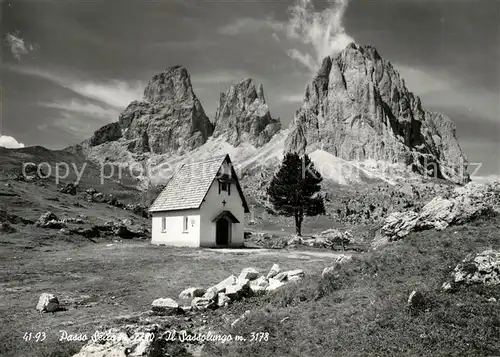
[249,276,269,295]
[266,264,280,279]
[191,297,216,311]
[35,212,61,228]
[217,293,231,307]
[211,275,237,293]
[285,269,305,280]
[266,278,287,292]
[225,284,249,301]
[36,293,59,313]
[231,310,251,328]
[452,249,500,285]
[407,290,426,311]
[202,287,218,302]
[179,287,205,300]
[273,272,288,282]
[238,267,260,281]
[151,298,179,315]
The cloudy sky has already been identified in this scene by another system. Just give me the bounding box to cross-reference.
[1,0,499,177]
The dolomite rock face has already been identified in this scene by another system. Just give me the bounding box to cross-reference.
[212,79,281,147]
[285,43,469,184]
[89,65,213,155]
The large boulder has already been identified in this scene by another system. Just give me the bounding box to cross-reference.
[375,182,499,245]
[285,43,468,184]
[36,293,59,313]
[451,250,500,286]
[378,211,420,241]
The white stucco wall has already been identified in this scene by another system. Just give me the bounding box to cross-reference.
[151,210,200,247]
[199,163,245,247]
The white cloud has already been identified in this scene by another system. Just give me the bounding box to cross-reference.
[286,49,318,72]
[3,32,36,60]
[218,17,282,36]
[283,0,354,73]
[0,135,25,149]
[7,65,144,109]
[218,0,354,74]
[39,99,120,121]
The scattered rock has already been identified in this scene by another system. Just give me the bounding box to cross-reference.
[451,249,500,285]
[179,287,205,300]
[211,275,237,294]
[35,212,61,228]
[322,255,353,277]
[441,282,453,292]
[249,276,269,295]
[284,269,305,281]
[375,183,499,246]
[407,290,426,312]
[231,310,251,328]
[61,218,85,224]
[36,293,59,313]
[225,284,248,301]
[60,183,77,195]
[266,278,286,292]
[273,272,288,282]
[322,266,336,278]
[217,293,231,307]
[92,192,104,202]
[266,264,281,279]
[151,298,180,315]
[191,297,216,311]
[238,267,259,281]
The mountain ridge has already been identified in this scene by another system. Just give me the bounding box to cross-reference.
[69,43,469,187]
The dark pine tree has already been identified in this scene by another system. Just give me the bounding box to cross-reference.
[267,152,325,236]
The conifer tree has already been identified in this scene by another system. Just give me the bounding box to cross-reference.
[267,153,325,236]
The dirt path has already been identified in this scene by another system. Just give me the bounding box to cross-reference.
[206,247,353,259]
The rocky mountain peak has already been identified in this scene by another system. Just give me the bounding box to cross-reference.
[212,79,281,147]
[143,65,195,104]
[88,65,213,155]
[286,42,469,184]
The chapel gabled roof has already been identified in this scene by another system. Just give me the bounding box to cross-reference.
[149,154,249,213]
